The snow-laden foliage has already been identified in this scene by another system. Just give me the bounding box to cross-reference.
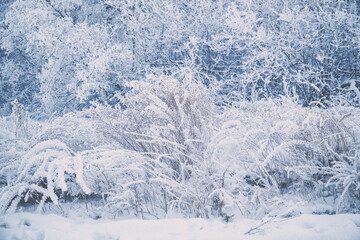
[208,99,360,216]
[218,0,360,106]
[1,0,360,221]
[83,76,215,218]
[0,139,90,214]
[1,0,359,116]
[2,77,360,218]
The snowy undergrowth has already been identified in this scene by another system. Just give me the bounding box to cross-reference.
[1,77,360,220]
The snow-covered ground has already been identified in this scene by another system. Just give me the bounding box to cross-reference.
[1,213,360,240]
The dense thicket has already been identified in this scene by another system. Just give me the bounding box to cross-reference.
[1,0,360,219]
[1,0,360,116]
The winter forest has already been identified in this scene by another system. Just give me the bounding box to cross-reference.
[1,0,360,238]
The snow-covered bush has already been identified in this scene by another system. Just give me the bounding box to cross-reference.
[206,98,360,217]
[326,153,360,213]
[0,100,41,195]
[81,147,211,218]
[81,148,155,217]
[0,139,90,214]
[81,76,216,218]
[0,104,102,215]
[321,108,360,213]
[119,76,213,178]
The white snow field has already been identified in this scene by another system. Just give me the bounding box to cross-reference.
[0,213,360,240]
